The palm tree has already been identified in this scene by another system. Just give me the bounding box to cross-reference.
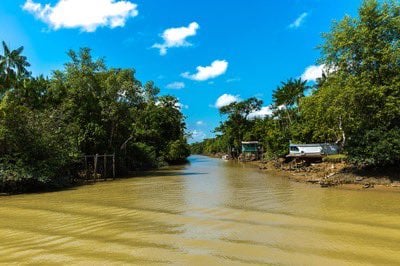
[0,41,31,91]
[272,78,308,124]
[273,78,308,108]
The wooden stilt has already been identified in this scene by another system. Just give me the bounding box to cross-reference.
[104,154,107,180]
[112,154,115,179]
[94,154,98,181]
[81,154,116,181]
[84,156,88,180]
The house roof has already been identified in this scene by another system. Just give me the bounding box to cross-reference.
[290,143,336,147]
[242,141,259,144]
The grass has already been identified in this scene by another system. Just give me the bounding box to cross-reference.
[323,154,348,163]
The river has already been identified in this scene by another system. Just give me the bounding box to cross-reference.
[0,155,399,265]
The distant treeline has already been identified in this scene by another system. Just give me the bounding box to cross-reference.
[191,0,399,167]
[0,46,190,193]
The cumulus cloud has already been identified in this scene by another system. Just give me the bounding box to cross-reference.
[166,81,185,89]
[157,98,188,110]
[215,93,240,109]
[196,120,205,126]
[182,60,228,81]
[301,64,328,82]
[22,0,138,32]
[248,106,273,119]
[289,12,308,29]
[152,22,199,55]
[175,102,189,110]
[277,104,286,110]
[190,130,207,142]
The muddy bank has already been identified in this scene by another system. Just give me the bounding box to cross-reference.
[251,159,400,192]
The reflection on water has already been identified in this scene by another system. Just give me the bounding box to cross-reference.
[0,155,400,264]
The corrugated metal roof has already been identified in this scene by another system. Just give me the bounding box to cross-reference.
[242,141,259,144]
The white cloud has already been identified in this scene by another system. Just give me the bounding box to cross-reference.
[289,12,308,29]
[22,0,138,32]
[157,98,188,110]
[196,120,205,126]
[248,106,273,119]
[301,64,327,82]
[190,130,207,142]
[152,22,199,55]
[166,81,185,89]
[182,60,228,81]
[175,102,189,110]
[226,77,241,83]
[277,104,286,110]
[215,93,240,109]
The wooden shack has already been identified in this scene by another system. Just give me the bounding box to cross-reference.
[241,141,262,161]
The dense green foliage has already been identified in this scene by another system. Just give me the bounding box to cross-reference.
[303,0,399,166]
[0,46,189,192]
[192,0,399,167]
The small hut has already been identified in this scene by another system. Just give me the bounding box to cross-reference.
[241,141,262,161]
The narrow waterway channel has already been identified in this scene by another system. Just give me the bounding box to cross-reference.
[1,155,399,265]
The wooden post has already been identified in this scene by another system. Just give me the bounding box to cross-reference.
[84,156,88,180]
[94,154,98,181]
[104,154,107,180]
[261,146,264,162]
[112,153,115,179]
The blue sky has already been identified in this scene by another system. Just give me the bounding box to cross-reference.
[0,0,363,142]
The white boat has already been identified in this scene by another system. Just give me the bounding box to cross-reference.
[288,143,339,158]
[221,154,230,161]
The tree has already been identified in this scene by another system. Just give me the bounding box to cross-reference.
[0,43,190,193]
[302,0,400,165]
[273,78,308,108]
[132,95,189,164]
[272,78,308,125]
[9,75,50,109]
[0,96,80,192]
[143,81,160,103]
[190,0,399,166]
[0,41,30,92]
[218,97,262,155]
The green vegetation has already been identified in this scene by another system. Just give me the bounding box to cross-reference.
[192,0,399,167]
[323,154,348,163]
[0,44,189,193]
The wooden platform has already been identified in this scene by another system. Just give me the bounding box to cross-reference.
[286,152,323,158]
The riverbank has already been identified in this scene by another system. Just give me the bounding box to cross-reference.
[0,160,190,195]
[201,152,400,192]
[253,159,400,192]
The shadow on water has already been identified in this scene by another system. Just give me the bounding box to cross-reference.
[0,182,83,197]
[131,171,208,178]
[0,156,206,197]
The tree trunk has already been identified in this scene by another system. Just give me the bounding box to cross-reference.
[285,107,292,125]
[337,116,346,149]
[108,121,115,150]
[120,135,133,151]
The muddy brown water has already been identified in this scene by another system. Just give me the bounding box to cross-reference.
[1,155,400,265]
